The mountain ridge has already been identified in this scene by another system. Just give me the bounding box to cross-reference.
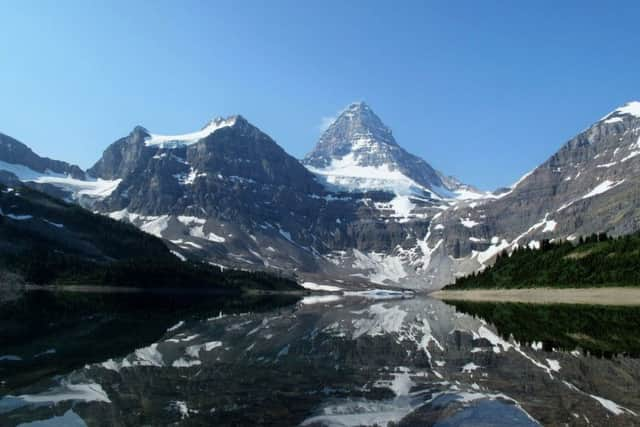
[0,132,85,180]
[1,100,639,290]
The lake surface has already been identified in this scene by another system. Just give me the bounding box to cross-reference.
[1,290,639,426]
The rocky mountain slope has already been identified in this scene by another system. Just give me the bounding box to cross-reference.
[0,132,85,180]
[303,102,482,200]
[84,110,458,285]
[87,116,345,275]
[418,101,640,287]
[1,101,639,290]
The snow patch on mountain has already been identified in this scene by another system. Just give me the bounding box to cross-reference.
[178,216,226,242]
[388,196,416,218]
[306,153,430,197]
[110,211,169,238]
[460,218,479,228]
[581,179,625,200]
[542,219,557,233]
[465,213,560,270]
[601,101,640,122]
[620,138,640,163]
[175,169,207,185]
[39,176,121,199]
[556,179,627,212]
[0,159,120,200]
[373,195,419,220]
[145,116,237,148]
[140,215,171,238]
[474,239,510,265]
[446,187,491,200]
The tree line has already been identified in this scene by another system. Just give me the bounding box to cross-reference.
[445,232,640,289]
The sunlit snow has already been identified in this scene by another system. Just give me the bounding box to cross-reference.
[0,160,120,200]
[145,117,237,148]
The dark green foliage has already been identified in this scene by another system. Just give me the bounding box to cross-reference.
[445,232,640,289]
[447,300,640,357]
[0,184,298,291]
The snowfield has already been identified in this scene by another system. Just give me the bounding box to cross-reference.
[305,152,432,197]
[145,116,238,148]
[0,159,121,200]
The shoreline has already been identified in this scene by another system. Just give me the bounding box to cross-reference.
[23,284,306,296]
[431,287,640,306]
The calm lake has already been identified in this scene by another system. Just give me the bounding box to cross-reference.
[1,290,639,426]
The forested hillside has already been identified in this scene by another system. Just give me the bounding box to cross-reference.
[0,184,298,291]
[445,233,640,289]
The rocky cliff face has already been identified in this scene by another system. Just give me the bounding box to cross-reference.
[87,126,149,180]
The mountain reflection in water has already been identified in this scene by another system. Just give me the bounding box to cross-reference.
[1,291,639,426]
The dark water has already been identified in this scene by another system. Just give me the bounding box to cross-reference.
[446,300,640,358]
[1,291,639,426]
[0,290,297,395]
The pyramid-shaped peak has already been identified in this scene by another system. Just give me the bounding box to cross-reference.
[326,101,393,139]
[304,102,400,168]
[303,101,478,199]
[340,101,380,119]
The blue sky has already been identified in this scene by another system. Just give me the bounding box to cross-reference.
[1,1,639,190]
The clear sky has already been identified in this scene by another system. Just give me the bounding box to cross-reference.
[1,1,639,190]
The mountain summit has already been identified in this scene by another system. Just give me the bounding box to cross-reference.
[305,102,399,168]
[599,101,640,124]
[303,102,481,199]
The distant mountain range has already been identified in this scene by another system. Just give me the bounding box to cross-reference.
[1,101,639,290]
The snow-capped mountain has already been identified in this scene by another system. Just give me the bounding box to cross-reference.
[2,100,640,290]
[88,115,345,273]
[415,101,640,286]
[83,114,453,285]
[303,102,483,200]
[0,133,120,205]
